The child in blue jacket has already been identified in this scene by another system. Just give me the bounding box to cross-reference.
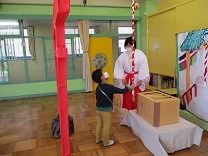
[92,69,135,147]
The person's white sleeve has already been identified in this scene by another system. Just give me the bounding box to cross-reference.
[138,54,150,91]
[114,58,125,81]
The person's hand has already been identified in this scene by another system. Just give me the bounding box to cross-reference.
[130,84,135,90]
[122,79,127,85]
[137,80,142,87]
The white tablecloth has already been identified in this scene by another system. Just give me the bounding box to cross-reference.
[120,110,203,156]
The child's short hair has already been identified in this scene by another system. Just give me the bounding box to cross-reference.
[92,69,102,83]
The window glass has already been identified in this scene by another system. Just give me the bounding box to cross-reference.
[9,60,26,83]
[112,21,131,34]
[67,58,74,78]
[27,38,45,82]
[45,39,54,59]
[0,39,9,83]
[65,28,94,35]
[0,28,20,35]
[0,62,9,82]
[118,27,132,34]
[47,59,55,79]
[0,20,20,35]
[0,39,6,60]
[4,38,31,60]
[75,57,83,78]
[119,38,126,53]
[66,39,72,55]
[73,37,83,56]
[90,21,109,34]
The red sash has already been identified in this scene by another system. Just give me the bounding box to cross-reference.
[122,71,145,110]
[124,71,139,84]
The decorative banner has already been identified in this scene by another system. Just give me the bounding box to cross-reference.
[177,28,208,121]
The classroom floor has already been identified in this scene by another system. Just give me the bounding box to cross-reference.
[0,92,208,156]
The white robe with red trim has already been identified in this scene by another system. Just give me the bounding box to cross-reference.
[114,49,150,90]
[114,49,150,110]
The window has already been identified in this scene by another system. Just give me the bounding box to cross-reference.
[0,62,9,82]
[0,28,20,35]
[118,27,132,34]
[0,39,9,83]
[65,28,94,56]
[0,20,20,35]
[74,37,83,56]
[4,38,31,60]
[65,28,94,35]
[0,19,134,83]
[119,38,126,53]
[66,39,72,55]
[118,27,132,54]
[0,22,31,60]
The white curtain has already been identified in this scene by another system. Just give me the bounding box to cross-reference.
[27,26,36,59]
[78,20,93,92]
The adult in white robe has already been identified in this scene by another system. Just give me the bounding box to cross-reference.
[114,39,150,110]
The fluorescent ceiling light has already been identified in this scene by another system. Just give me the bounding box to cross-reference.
[0,21,19,26]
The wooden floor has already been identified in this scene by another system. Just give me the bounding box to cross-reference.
[0,92,208,156]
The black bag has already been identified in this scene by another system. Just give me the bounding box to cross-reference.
[51,115,74,138]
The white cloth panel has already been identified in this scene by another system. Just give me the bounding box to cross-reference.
[120,110,203,156]
[27,26,36,59]
[78,20,92,92]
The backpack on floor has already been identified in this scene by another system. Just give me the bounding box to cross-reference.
[51,115,74,138]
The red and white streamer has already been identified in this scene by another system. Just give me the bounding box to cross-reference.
[131,0,135,101]
[204,45,208,86]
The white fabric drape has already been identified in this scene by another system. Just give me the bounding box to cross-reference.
[27,26,36,59]
[120,110,203,156]
[78,20,93,92]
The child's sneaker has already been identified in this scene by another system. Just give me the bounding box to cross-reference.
[104,140,115,147]
[96,138,103,144]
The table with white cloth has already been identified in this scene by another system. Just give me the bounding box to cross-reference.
[120,110,203,156]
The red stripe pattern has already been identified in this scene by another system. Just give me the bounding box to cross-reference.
[181,84,197,107]
[204,45,208,86]
[131,0,135,102]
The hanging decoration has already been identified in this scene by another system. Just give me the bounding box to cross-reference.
[131,0,136,101]
[134,1,140,10]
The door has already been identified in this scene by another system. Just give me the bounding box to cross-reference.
[89,37,113,90]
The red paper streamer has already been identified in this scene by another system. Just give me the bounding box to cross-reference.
[52,0,70,155]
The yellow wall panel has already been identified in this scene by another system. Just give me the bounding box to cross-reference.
[147,0,208,77]
[156,0,194,12]
[148,9,176,77]
[88,37,113,90]
[176,0,208,33]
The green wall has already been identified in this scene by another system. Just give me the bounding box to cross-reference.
[0,79,85,100]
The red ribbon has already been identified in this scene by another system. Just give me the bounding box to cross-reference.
[124,71,139,85]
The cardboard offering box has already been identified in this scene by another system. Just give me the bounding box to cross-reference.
[137,91,180,127]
